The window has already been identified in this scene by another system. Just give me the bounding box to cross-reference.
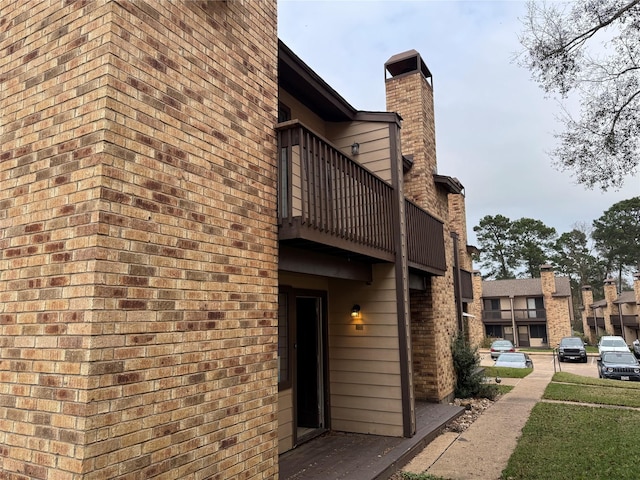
[484,298,501,319]
[278,291,292,390]
[278,102,291,123]
[485,325,502,338]
[527,297,544,318]
[530,324,547,343]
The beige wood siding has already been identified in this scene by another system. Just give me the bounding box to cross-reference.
[621,303,635,315]
[279,89,327,136]
[289,145,302,217]
[513,297,530,310]
[278,388,293,454]
[328,263,403,437]
[327,121,392,183]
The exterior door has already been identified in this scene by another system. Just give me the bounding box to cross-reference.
[518,325,530,347]
[295,294,327,444]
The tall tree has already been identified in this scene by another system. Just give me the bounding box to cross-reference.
[473,215,518,279]
[551,228,602,286]
[511,218,557,278]
[551,227,607,325]
[592,196,640,288]
[517,0,640,190]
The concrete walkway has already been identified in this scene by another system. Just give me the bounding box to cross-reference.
[403,366,554,480]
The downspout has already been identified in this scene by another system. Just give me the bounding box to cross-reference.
[510,295,517,347]
[619,307,625,342]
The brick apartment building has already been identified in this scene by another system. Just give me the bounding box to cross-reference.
[466,265,574,348]
[581,274,640,344]
[1,1,475,477]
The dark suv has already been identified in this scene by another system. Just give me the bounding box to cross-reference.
[558,336,588,363]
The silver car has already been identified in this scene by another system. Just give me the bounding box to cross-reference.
[495,352,533,369]
[490,339,515,360]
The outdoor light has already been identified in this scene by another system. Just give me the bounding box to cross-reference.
[351,304,361,318]
[351,143,360,155]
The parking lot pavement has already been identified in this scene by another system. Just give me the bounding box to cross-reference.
[480,352,600,378]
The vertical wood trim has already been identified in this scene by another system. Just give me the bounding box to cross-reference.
[389,123,415,437]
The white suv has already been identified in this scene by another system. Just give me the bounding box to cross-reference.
[597,335,629,355]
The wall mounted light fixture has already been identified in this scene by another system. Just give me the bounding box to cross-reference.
[351,304,363,330]
[351,143,360,156]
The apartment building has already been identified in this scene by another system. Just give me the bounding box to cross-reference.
[0,1,475,477]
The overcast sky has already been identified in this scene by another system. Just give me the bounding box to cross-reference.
[278,0,640,246]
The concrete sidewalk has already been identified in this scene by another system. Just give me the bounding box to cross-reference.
[402,367,554,480]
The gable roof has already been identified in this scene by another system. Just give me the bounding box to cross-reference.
[614,291,637,304]
[482,276,572,298]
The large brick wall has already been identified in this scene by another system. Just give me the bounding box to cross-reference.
[0,1,278,478]
[603,279,618,334]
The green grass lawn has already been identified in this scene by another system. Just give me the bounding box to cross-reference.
[501,372,640,479]
[483,366,532,378]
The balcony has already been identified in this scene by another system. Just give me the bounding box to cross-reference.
[405,199,446,274]
[277,121,445,274]
[586,316,605,328]
[459,269,473,301]
[482,309,547,324]
[614,314,639,328]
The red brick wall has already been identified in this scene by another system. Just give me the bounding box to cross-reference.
[0,1,278,478]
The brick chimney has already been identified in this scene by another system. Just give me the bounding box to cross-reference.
[385,50,441,213]
[581,286,595,343]
[603,278,618,334]
[386,51,459,403]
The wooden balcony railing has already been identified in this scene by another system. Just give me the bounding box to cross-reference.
[459,269,473,300]
[405,199,445,274]
[483,308,547,323]
[586,316,605,328]
[614,314,639,327]
[277,120,394,261]
[276,120,447,274]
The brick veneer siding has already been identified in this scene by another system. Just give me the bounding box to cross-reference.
[448,194,472,271]
[603,279,618,334]
[386,63,457,402]
[581,286,595,344]
[466,271,485,348]
[0,1,278,479]
[540,268,572,347]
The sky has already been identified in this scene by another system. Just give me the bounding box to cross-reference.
[277,0,640,246]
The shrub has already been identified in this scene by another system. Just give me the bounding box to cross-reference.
[481,336,499,348]
[452,332,498,399]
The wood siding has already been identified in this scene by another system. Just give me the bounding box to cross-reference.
[278,388,294,454]
[328,264,403,437]
[279,89,327,136]
[327,121,393,183]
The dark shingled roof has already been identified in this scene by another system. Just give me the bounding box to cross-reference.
[482,276,572,298]
[614,291,637,304]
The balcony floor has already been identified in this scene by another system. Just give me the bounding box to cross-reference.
[278,401,464,480]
